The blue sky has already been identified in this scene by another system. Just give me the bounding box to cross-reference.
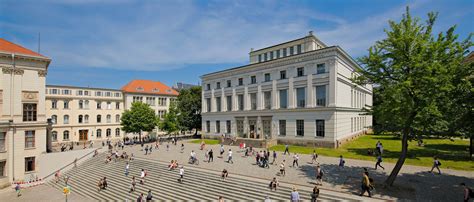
[1,0,473,89]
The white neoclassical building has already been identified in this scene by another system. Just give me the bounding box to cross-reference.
[201,32,373,148]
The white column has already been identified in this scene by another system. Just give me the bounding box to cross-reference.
[288,68,295,108]
[257,85,262,110]
[244,86,249,110]
[328,60,337,107]
[307,73,314,108]
[272,79,277,109]
[210,89,216,112]
[232,88,237,111]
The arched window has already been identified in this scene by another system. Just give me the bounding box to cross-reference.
[116,115,120,123]
[79,100,84,109]
[64,115,69,124]
[106,115,111,123]
[51,115,57,124]
[64,100,69,109]
[78,115,83,123]
[52,131,58,142]
[115,128,120,137]
[63,130,70,141]
[97,115,101,123]
[84,115,89,123]
[97,129,102,138]
[85,100,89,108]
[106,128,111,137]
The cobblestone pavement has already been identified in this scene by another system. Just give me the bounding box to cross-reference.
[119,139,473,201]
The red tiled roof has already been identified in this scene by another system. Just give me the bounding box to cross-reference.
[0,38,47,58]
[121,80,179,96]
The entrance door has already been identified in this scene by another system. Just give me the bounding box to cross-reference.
[79,130,88,141]
[263,120,271,138]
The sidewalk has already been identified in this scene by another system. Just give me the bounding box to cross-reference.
[119,139,473,201]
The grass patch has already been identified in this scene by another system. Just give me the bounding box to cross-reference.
[189,139,220,145]
[269,134,474,171]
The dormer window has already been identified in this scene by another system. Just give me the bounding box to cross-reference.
[152,88,160,92]
[136,87,144,91]
[166,89,172,93]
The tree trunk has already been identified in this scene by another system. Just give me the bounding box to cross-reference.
[385,128,410,186]
[139,131,142,144]
[470,136,473,160]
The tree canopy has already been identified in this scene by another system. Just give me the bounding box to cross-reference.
[159,101,180,135]
[176,86,202,134]
[120,101,159,140]
[355,7,473,185]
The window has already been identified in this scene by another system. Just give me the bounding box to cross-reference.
[116,115,120,123]
[64,100,69,109]
[316,120,325,137]
[51,131,57,142]
[79,100,84,109]
[96,129,102,138]
[64,115,69,124]
[51,115,57,124]
[264,53,268,61]
[264,73,271,82]
[77,90,83,96]
[317,63,326,74]
[50,89,58,94]
[316,85,327,106]
[216,121,220,133]
[24,131,35,148]
[78,115,83,123]
[133,96,143,103]
[226,80,231,88]
[206,84,211,90]
[283,48,287,57]
[276,50,280,58]
[0,161,4,177]
[226,121,231,134]
[106,129,111,137]
[250,93,257,110]
[115,92,121,97]
[51,100,57,109]
[206,121,210,133]
[297,67,304,77]
[216,97,221,112]
[264,91,271,109]
[96,101,101,109]
[279,120,286,136]
[0,132,5,151]
[85,100,89,109]
[216,82,221,89]
[97,115,102,123]
[95,91,102,96]
[84,115,89,123]
[279,89,288,108]
[62,89,71,95]
[25,157,35,172]
[63,130,69,140]
[146,97,155,106]
[297,44,302,54]
[107,101,112,109]
[296,87,306,108]
[226,96,232,111]
[238,94,244,111]
[206,98,211,112]
[290,47,294,55]
[258,54,262,62]
[105,92,111,97]
[116,102,120,109]
[270,51,274,60]
[23,104,37,122]
[115,128,120,137]
[238,78,243,86]
[250,76,257,84]
[84,91,89,96]
[106,115,111,123]
[280,70,286,79]
[296,120,304,136]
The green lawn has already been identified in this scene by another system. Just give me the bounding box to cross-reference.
[269,134,474,171]
[189,139,220,145]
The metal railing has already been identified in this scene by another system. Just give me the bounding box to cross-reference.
[41,148,102,181]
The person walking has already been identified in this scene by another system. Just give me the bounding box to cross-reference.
[429,156,442,174]
[136,193,144,202]
[284,144,290,155]
[375,155,385,170]
[338,155,345,168]
[15,183,21,197]
[311,150,318,164]
[290,186,300,202]
[269,177,279,191]
[310,186,320,202]
[460,183,473,202]
[144,145,149,155]
[359,171,372,197]
[316,165,323,185]
[279,160,286,176]
[146,190,153,202]
[179,166,184,183]
[208,149,214,163]
[130,176,136,193]
[181,143,185,153]
[375,141,381,154]
[140,169,146,184]
[54,170,61,183]
[292,153,299,168]
[220,144,225,157]
[125,162,130,176]
[221,169,229,181]
[272,150,277,164]
[227,149,233,164]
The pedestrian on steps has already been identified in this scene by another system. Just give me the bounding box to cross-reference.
[125,162,130,176]
[310,186,320,202]
[227,149,233,164]
[292,153,299,168]
[290,186,300,202]
[375,155,385,170]
[208,149,214,163]
[130,176,136,193]
[146,190,153,202]
[179,166,184,183]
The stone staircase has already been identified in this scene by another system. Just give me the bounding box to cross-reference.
[47,153,363,201]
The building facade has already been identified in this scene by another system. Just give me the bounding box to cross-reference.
[0,39,50,186]
[201,32,373,148]
[45,85,124,145]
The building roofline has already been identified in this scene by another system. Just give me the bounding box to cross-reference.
[250,34,327,53]
[46,84,122,92]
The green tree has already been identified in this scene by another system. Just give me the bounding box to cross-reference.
[176,86,202,135]
[355,7,472,185]
[120,102,159,142]
[159,101,180,135]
